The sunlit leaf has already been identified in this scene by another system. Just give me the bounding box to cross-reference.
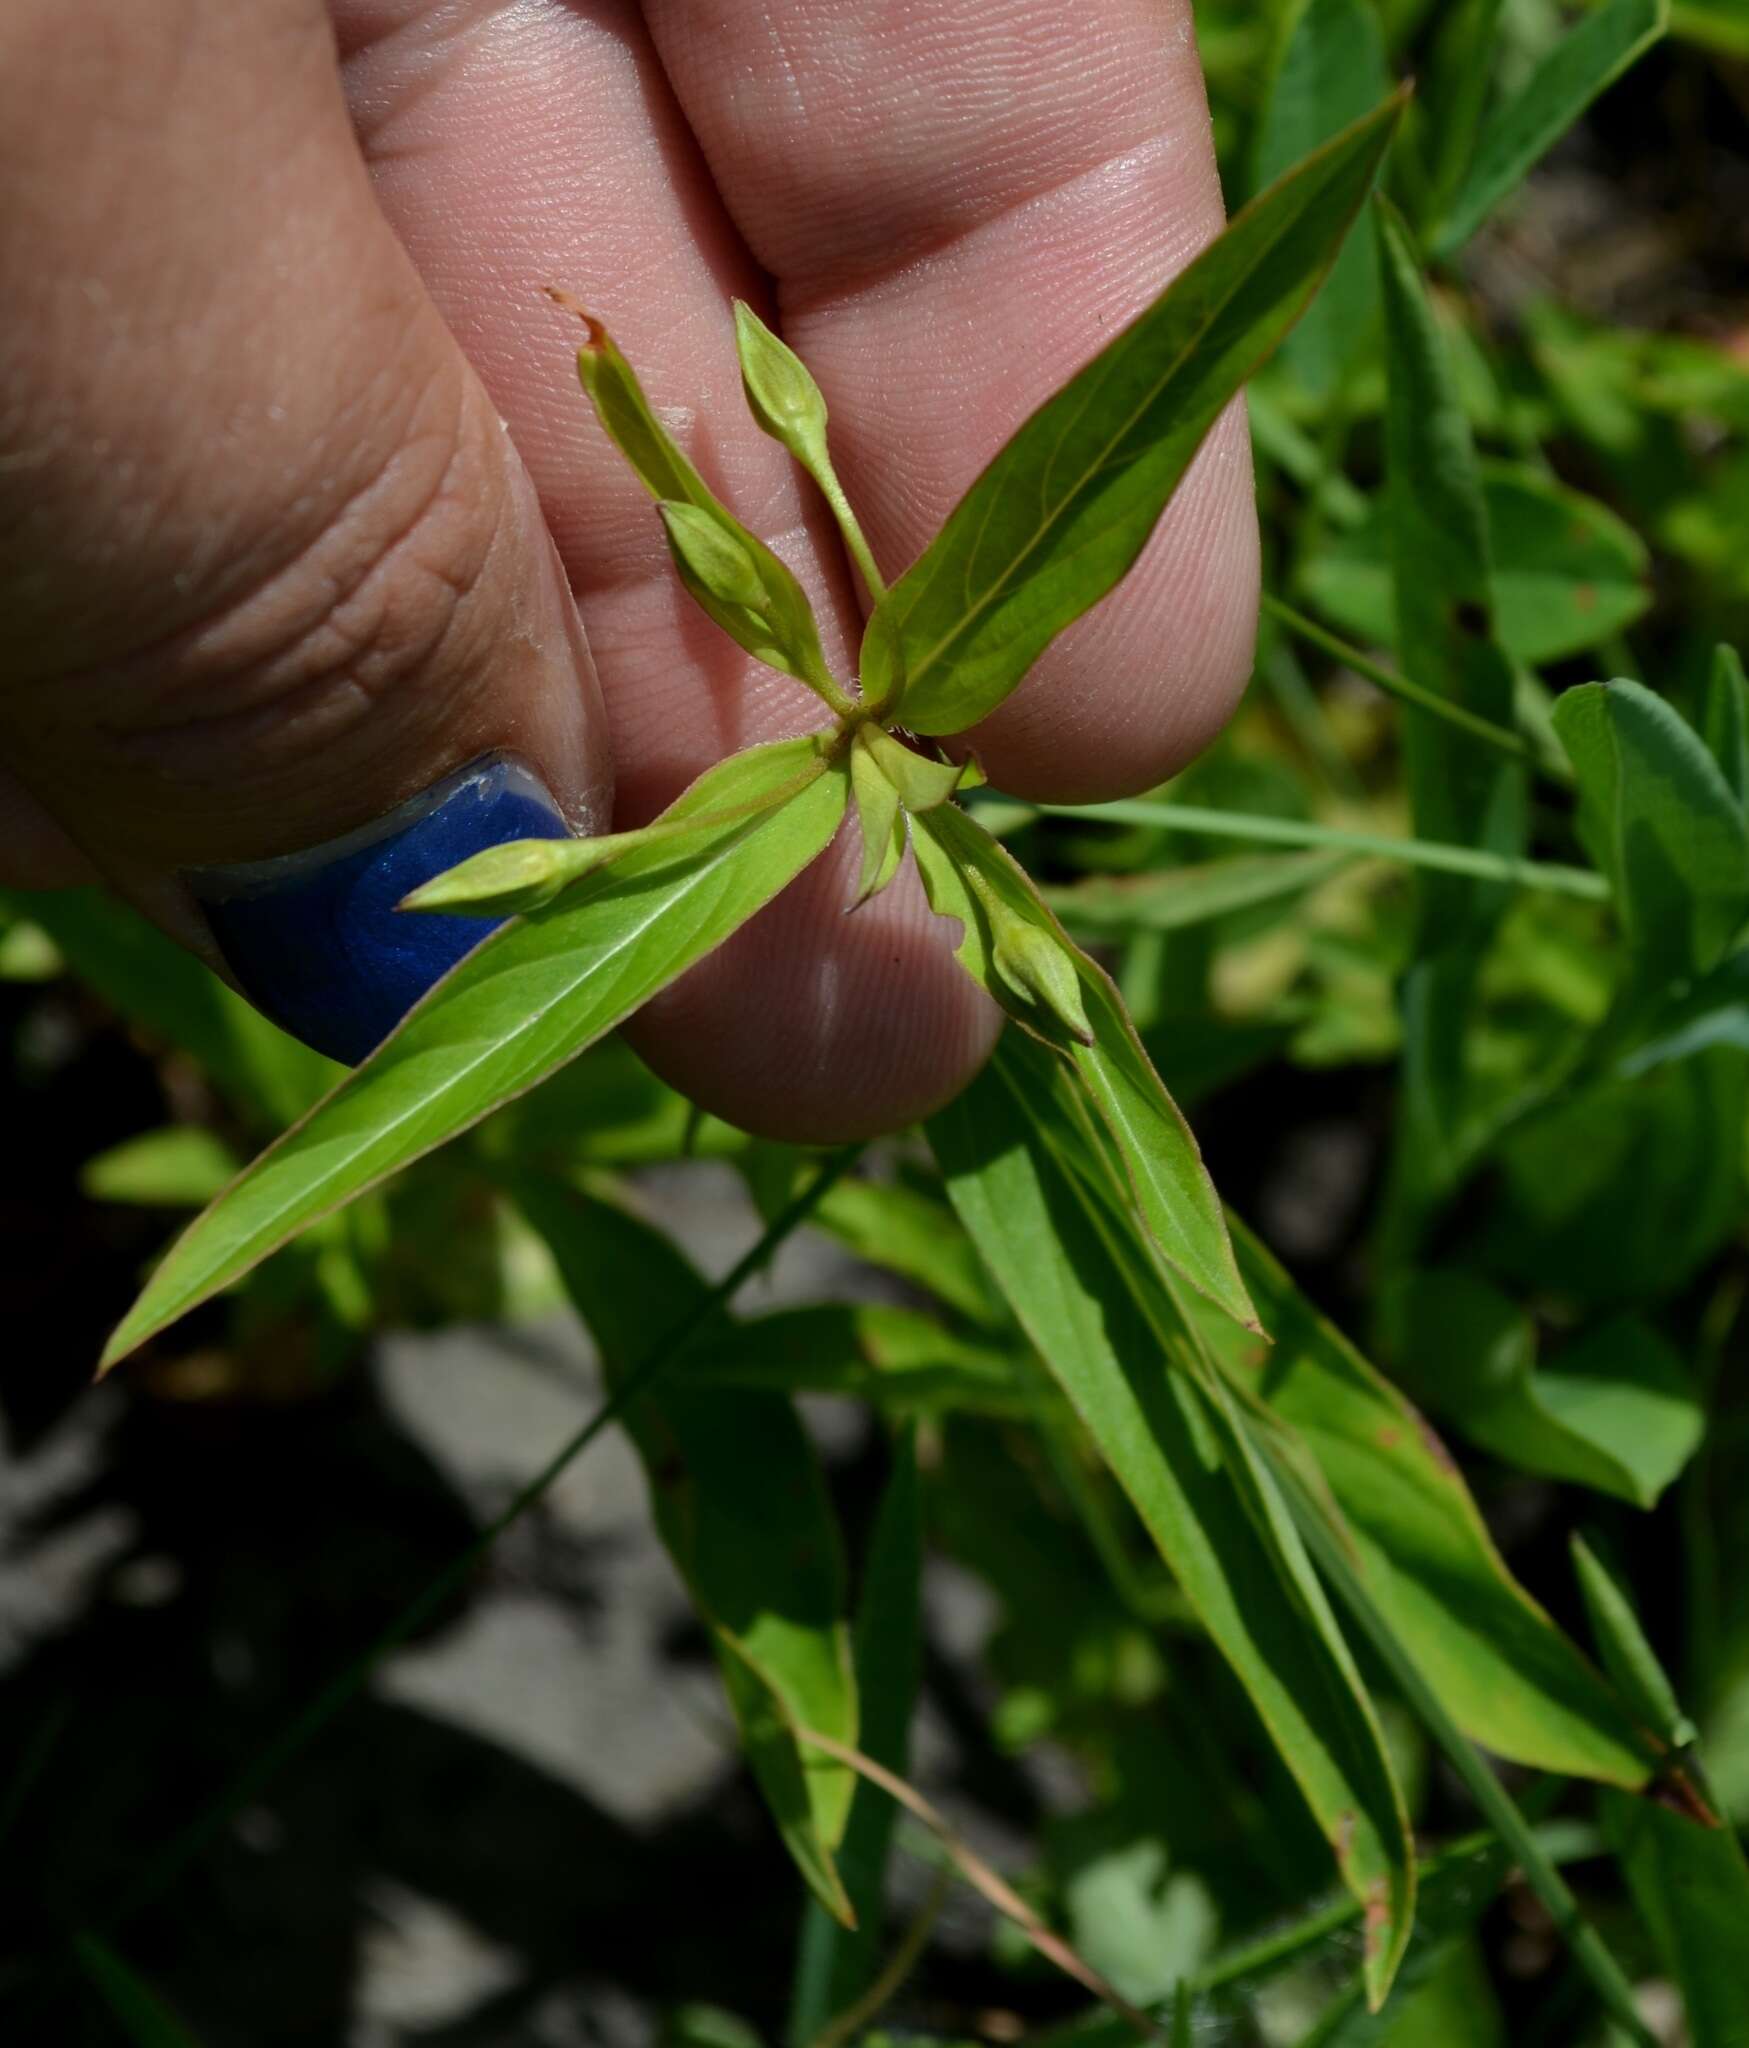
[912,804,1254,1330]
[102,742,849,1368]
[929,1036,1414,2006]
[862,94,1406,734]
[1208,1225,1658,1787]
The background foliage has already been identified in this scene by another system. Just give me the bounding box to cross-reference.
[4,2,1749,2043]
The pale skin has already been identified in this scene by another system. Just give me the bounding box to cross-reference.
[0,0,1259,1140]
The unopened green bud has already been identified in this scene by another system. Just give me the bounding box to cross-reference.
[659,501,766,611]
[734,301,830,462]
[992,919,1094,1045]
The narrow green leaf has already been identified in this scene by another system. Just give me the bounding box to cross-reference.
[511,1173,860,1922]
[1252,0,1390,401]
[1420,0,1508,225]
[1603,1788,1749,2048]
[557,295,841,704]
[1434,0,1670,256]
[862,92,1407,734]
[1377,200,1524,944]
[75,1936,205,2047]
[1376,198,1524,1253]
[101,741,849,1368]
[1553,678,1749,1013]
[912,803,1255,1330]
[404,746,827,917]
[1384,1271,1703,1509]
[929,1037,1414,2005]
[1571,1535,1695,1748]
[80,1126,241,1209]
[1703,643,1749,806]
[1209,1224,1657,1787]
[788,1431,924,2037]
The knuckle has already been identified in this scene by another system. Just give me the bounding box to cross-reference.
[76,373,510,787]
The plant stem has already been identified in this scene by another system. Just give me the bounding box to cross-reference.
[802,455,887,608]
[1262,593,1552,774]
[1024,798,1608,900]
[1282,1482,1659,2048]
[42,1146,863,1995]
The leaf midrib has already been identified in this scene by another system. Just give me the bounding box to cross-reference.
[896,158,1344,698]
[124,787,826,1341]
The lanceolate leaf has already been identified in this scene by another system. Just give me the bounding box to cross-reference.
[1433,0,1670,257]
[862,92,1406,735]
[510,1174,860,1922]
[1375,198,1523,1252]
[788,1431,925,2034]
[101,742,850,1368]
[911,803,1255,1330]
[1377,200,1523,945]
[1210,1227,1659,1787]
[1252,0,1390,402]
[928,1036,1414,2006]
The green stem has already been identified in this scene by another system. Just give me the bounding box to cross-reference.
[1262,593,1554,776]
[1024,798,1607,900]
[33,1147,864,2007]
[806,458,888,608]
[1283,1483,1658,2048]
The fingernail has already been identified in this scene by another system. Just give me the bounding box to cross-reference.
[186,753,570,1066]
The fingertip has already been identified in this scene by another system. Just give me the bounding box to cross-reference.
[626,832,1002,1143]
[965,397,1261,804]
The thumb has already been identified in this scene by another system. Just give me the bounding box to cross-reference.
[0,0,610,1061]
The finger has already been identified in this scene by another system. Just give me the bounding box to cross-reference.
[0,0,611,1058]
[641,0,1261,801]
[335,0,1000,1137]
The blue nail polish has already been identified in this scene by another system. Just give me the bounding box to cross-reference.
[188,754,570,1066]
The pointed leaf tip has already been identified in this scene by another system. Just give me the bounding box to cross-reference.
[544,285,606,349]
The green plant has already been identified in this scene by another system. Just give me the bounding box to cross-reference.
[11,3,1749,2041]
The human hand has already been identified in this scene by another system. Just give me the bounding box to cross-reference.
[0,0,1257,1139]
